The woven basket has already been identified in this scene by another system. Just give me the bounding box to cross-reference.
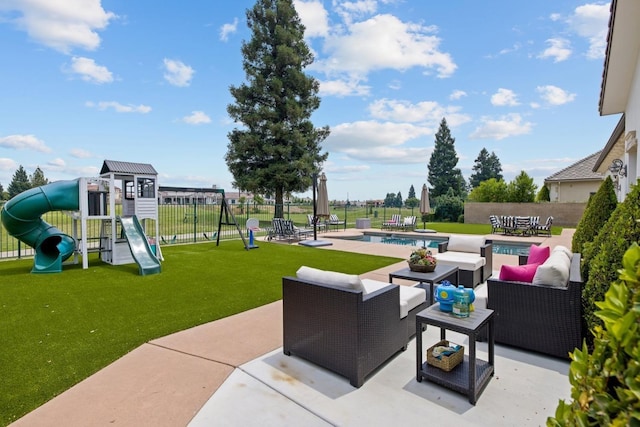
[408,262,436,273]
[427,339,464,372]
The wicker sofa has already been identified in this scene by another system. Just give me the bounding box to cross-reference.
[282,267,427,387]
[486,252,583,359]
[435,234,493,288]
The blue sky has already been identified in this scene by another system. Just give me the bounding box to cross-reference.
[0,0,619,201]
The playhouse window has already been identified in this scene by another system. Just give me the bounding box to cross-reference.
[124,181,135,200]
[137,178,155,198]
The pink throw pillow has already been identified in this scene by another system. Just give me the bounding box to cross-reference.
[527,245,550,265]
[499,263,541,283]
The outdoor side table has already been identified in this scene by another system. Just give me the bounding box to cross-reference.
[389,265,459,305]
[416,304,495,405]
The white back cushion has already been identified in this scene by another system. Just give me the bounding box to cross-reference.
[296,266,365,293]
[531,250,571,287]
[446,234,486,254]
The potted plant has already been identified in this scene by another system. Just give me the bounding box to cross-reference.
[408,248,437,272]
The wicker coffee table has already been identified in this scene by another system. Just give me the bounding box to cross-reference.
[389,264,459,305]
[416,304,495,405]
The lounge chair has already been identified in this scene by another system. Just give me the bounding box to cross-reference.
[328,214,345,231]
[382,214,401,230]
[307,214,326,232]
[400,216,416,231]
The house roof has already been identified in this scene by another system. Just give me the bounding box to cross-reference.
[545,151,604,183]
[100,160,157,176]
[599,0,640,115]
[593,114,626,172]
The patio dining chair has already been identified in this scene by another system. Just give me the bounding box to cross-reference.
[489,215,503,234]
[535,216,553,236]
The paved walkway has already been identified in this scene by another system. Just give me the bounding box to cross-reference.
[12,229,575,426]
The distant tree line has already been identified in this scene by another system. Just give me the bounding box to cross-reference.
[381,118,549,222]
[0,165,49,201]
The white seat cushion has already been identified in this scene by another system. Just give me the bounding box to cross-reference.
[473,283,488,310]
[361,279,426,318]
[435,252,485,271]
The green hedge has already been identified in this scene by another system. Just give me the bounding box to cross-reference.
[580,180,640,340]
[572,176,617,255]
[548,243,640,426]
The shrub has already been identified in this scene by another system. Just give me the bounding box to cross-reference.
[572,176,617,254]
[547,243,640,426]
[433,189,464,222]
[580,181,640,341]
[536,184,550,202]
[457,214,464,223]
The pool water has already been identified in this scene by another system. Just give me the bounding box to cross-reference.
[338,233,534,255]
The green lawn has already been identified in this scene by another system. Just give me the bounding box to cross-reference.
[0,241,401,426]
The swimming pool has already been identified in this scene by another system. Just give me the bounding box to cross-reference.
[334,233,534,255]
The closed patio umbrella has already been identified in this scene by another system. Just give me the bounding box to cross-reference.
[316,172,330,218]
[419,184,430,230]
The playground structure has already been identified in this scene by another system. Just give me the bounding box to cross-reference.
[0,160,162,275]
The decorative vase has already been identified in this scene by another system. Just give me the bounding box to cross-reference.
[408,262,436,273]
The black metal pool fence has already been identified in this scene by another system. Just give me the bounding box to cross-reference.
[0,202,424,260]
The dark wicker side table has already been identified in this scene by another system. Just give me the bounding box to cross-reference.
[416,304,495,405]
[389,264,459,305]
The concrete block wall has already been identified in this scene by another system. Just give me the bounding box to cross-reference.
[464,202,586,227]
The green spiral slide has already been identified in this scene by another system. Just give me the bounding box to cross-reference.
[1,179,79,273]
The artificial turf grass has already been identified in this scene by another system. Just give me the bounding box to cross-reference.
[0,240,401,426]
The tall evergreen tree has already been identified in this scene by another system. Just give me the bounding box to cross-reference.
[407,185,416,199]
[469,148,503,188]
[394,192,403,208]
[427,118,465,198]
[383,192,396,207]
[0,182,4,200]
[29,166,49,187]
[226,0,329,217]
[8,165,31,198]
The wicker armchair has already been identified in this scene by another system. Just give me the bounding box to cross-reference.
[282,276,411,387]
[486,253,583,359]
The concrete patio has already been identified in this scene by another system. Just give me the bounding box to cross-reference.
[11,229,575,426]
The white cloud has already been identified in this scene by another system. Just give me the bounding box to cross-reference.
[449,90,467,100]
[319,78,371,96]
[333,0,378,25]
[469,114,533,140]
[294,0,329,37]
[219,18,238,42]
[182,111,211,125]
[68,56,113,83]
[312,14,456,79]
[491,88,519,107]
[0,0,116,53]
[327,120,431,149]
[0,158,19,170]
[568,3,610,60]
[86,101,151,113]
[538,37,572,62]
[537,85,576,105]
[163,59,194,87]
[0,134,52,152]
[69,148,93,158]
[368,98,472,127]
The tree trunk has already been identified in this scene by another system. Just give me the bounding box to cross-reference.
[275,187,284,218]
